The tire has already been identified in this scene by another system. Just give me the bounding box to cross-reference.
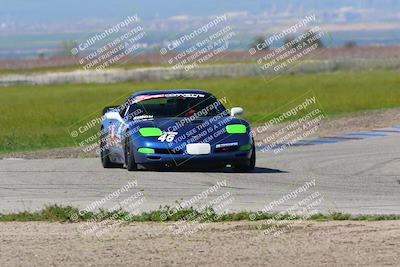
[100,129,122,168]
[124,136,138,171]
[233,143,256,172]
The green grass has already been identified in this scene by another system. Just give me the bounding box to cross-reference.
[1,70,400,153]
[1,205,399,222]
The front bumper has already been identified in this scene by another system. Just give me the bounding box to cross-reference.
[134,149,252,167]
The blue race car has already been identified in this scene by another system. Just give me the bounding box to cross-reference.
[100,90,255,171]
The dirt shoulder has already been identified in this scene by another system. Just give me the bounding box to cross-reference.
[1,108,399,160]
[0,220,399,266]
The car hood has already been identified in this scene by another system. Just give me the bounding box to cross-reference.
[129,116,250,145]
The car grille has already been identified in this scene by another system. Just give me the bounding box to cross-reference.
[214,145,239,153]
[154,148,183,154]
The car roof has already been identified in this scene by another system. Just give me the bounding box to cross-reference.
[129,89,210,99]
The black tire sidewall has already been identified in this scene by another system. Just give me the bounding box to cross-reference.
[125,136,137,171]
[234,144,256,172]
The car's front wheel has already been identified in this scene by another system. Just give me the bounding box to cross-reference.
[233,144,256,172]
[124,136,138,171]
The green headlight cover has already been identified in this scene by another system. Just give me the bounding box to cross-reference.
[226,124,247,134]
[139,127,162,137]
[138,148,155,154]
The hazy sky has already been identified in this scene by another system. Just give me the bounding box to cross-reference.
[1,0,398,23]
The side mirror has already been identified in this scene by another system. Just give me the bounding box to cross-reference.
[105,111,124,123]
[230,107,244,117]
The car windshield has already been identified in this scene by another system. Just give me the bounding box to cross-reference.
[126,94,227,119]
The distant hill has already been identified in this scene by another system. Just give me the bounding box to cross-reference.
[1,0,399,59]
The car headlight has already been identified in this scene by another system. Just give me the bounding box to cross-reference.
[138,148,155,154]
[226,124,247,134]
[139,127,162,137]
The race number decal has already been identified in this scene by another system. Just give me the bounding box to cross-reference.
[158,132,178,142]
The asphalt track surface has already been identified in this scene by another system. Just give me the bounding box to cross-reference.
[0,133,399,215]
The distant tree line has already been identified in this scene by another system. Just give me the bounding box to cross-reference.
[250,33,359,51]
[250,29,326,51]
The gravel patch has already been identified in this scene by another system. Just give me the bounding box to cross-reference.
[1,220,399,266]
